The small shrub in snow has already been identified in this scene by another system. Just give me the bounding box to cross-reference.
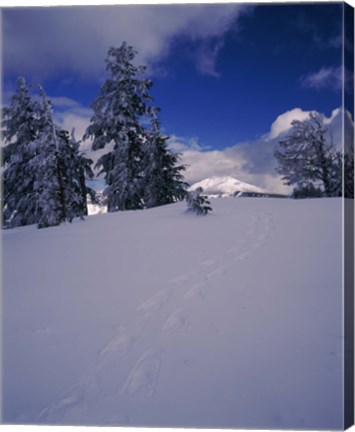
[186,187,212,215]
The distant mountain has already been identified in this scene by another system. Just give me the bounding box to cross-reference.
[189,176,284,198]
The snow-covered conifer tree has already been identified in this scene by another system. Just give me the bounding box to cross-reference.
[274,112,337,197]
[186,187,212,215]
[2,77,40,227]
[34,88,94,228]
[3,80,95,228]
[33,87,67,228]
[56,129,96,220]
[84,42,152,212]
[142,108,188,208]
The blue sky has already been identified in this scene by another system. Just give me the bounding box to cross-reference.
[2,2,351,192]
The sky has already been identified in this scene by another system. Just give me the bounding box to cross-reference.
[1,1,352,193]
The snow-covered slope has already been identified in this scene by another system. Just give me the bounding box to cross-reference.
[2,198,343,429]
[189,175,266,197]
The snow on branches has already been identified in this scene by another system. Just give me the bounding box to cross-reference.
[84,42,188,212]
[274,112,343,198]
[186,187,212,215]
[2,79,94,228]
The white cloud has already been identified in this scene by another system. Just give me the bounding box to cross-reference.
[52,101,97,163]
[177,145,291,195]
[323,108,341,125]
[51,96,82,109]
[53,101,119,172]
[195,40,224,78]
[52,96,92,120]
[168,135,205,152]
[300,66,342,91]
[56,113,91,148]
[3,4,251,80]
[167,129,290,194]
[261,175,292,195]
[172,106,346,194]
[52,101,346,195]
[301,65,353,94]
[52,97,91,146]
[266,108,311,140]
[266,107,350,147]
[181,148,244,182]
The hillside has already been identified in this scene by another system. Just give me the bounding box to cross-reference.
[2,198,343,429]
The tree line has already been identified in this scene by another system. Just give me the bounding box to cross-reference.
[1,42,189,229]
[2,42,352,229]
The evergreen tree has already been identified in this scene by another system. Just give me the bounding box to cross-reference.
[34,88,95,228]
[33,87,68,228]
[142,109,188,208]
[2,80,94,229]
[274,112,337,197]
[57,129,96,220]
[2,77,40,227]
[84,42,152,212]
[186,187,212,215]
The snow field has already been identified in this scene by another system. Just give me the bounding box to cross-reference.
[2,197,344,429]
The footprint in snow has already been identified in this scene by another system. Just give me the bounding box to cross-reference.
[38,380,92,421]
[251,241,263,250]
[183,282,206,301]
[100,322,143,356]
[121,349,161,397]
[258,233,267,241]
[136,288,172,317]
[163,308,189,334]
[232,252,250,262]
[226,239,248,254]
[199,258,218,266]
[168,273,192,284]
[226,245,243,254]
[206,265,228,279]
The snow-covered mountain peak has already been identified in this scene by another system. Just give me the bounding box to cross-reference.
[189,175,265,197]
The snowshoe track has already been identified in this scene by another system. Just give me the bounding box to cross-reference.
[37,211,274,424]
